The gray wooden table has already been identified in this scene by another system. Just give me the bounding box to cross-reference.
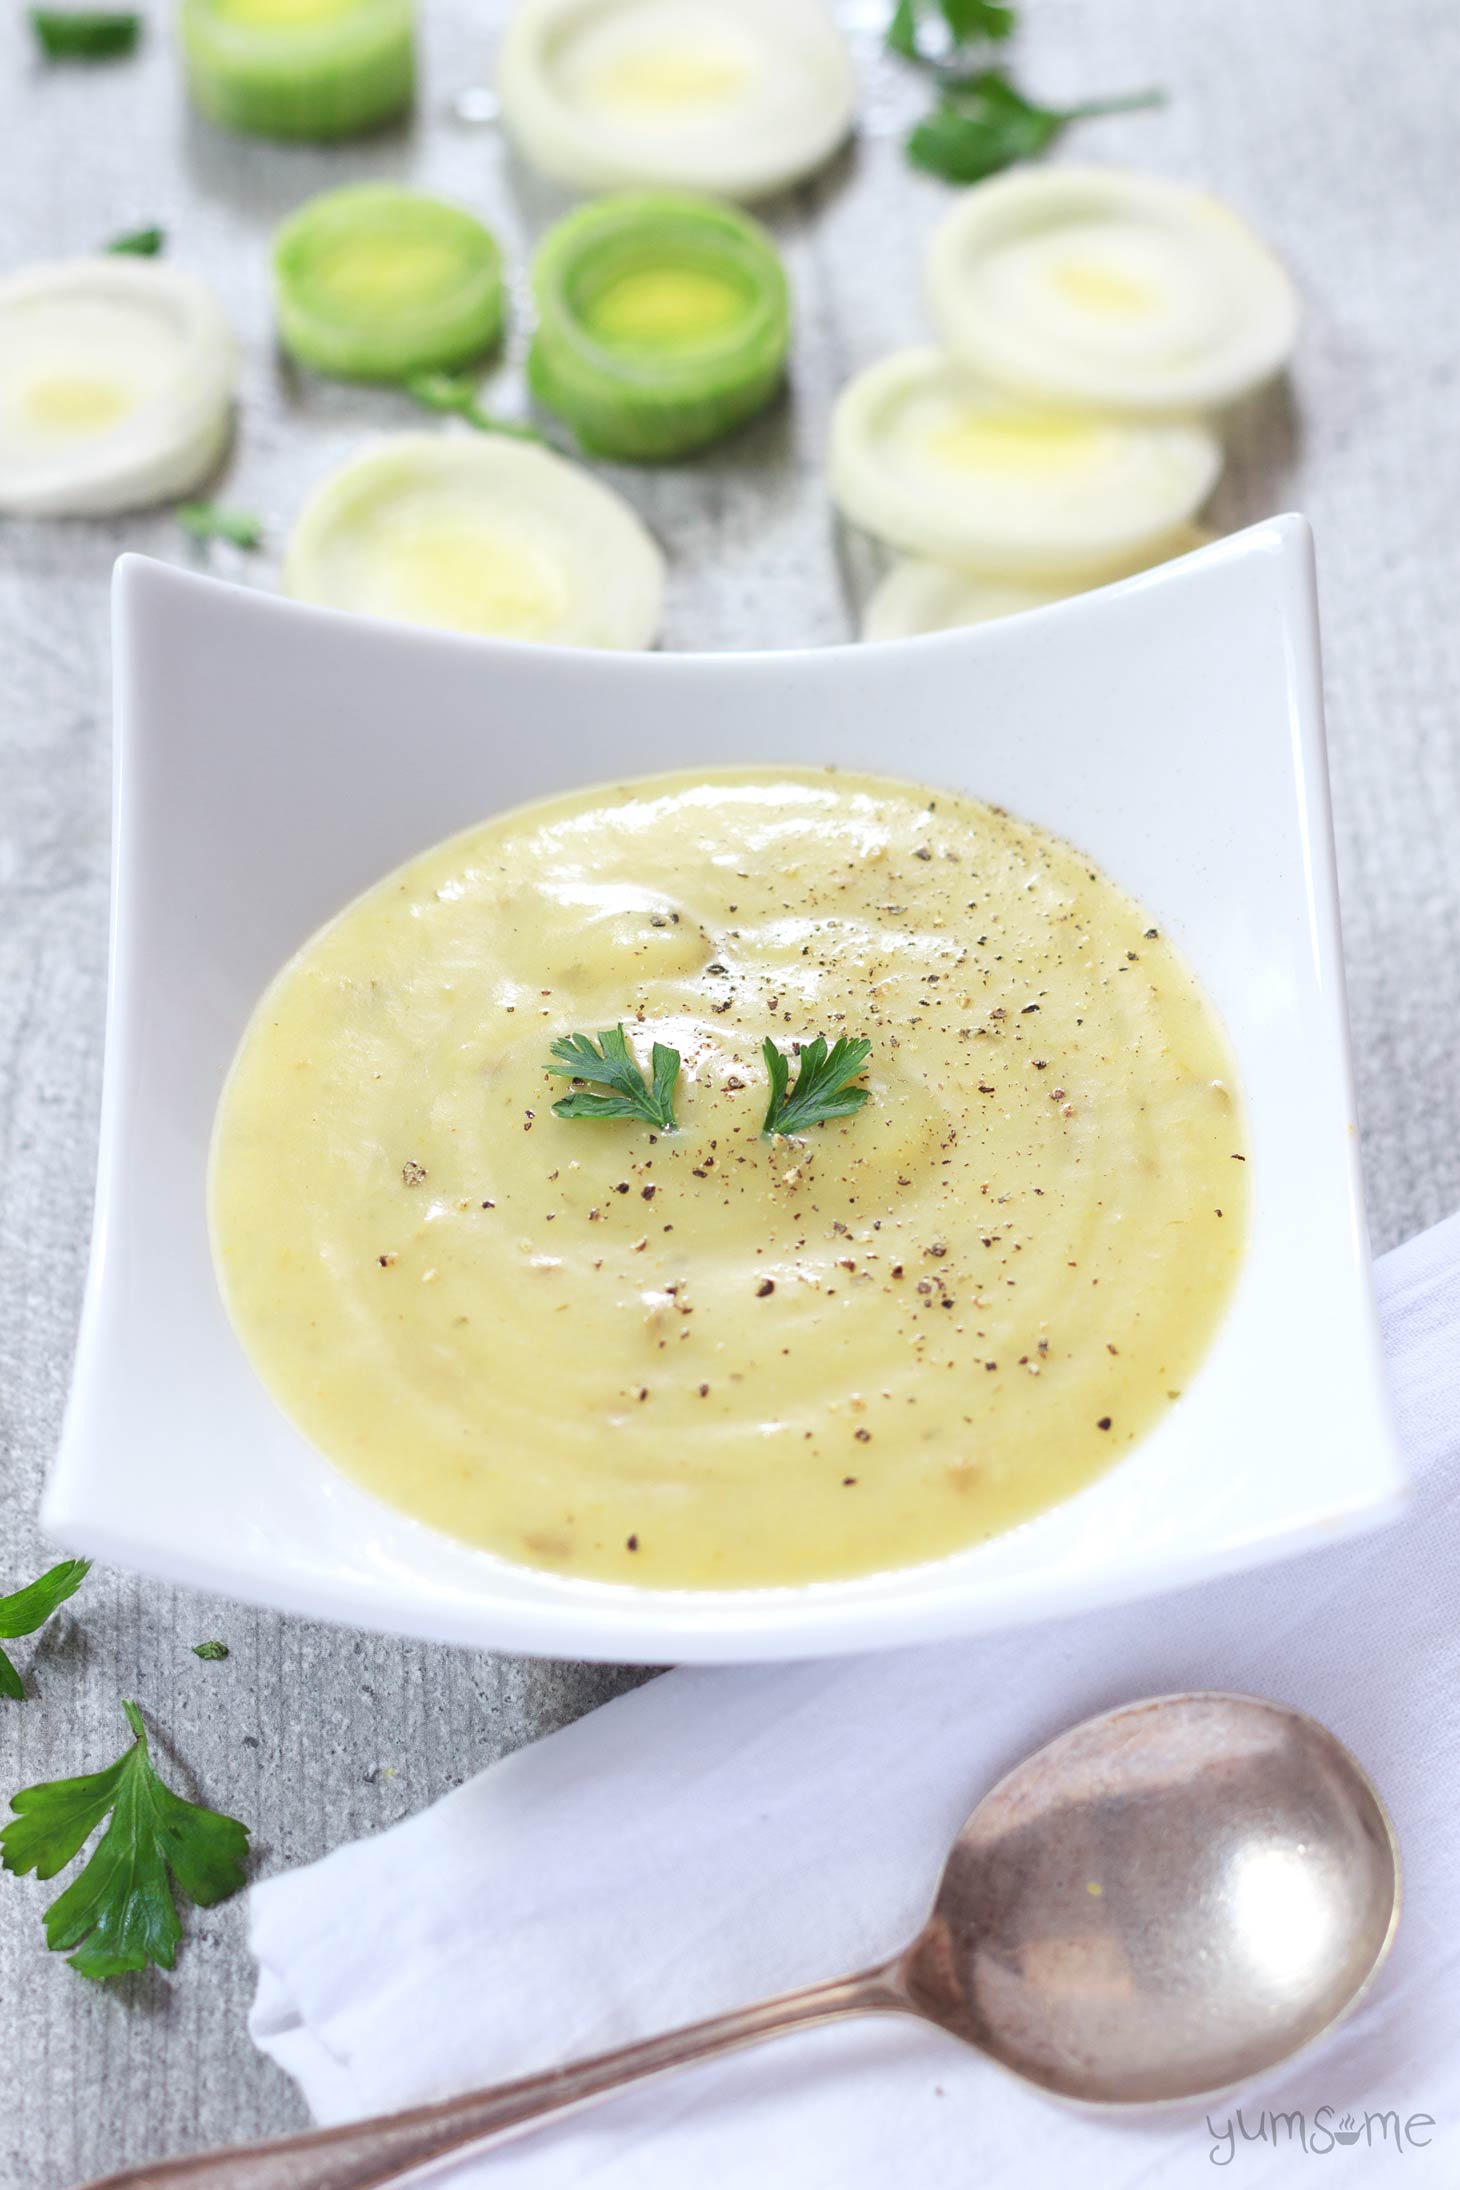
[2,2,1458,2182]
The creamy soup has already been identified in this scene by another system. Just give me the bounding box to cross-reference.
[210,769,1246,1588]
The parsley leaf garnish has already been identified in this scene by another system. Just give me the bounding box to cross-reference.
[29,9,140,59]
[0,1560,90,1703]
[886,0,924,60]
[889,0,1013,59]
[548,1025,681,1130]
[177,501,264,551]
[406,372,543,443]
[762,1036,872,1137]
[192,1640,229,1661]
[1,1700,250,1980]
[106,225,165,257]
[942,0,1016,38]
[909,71,1163,184]
[887,1,1161,184]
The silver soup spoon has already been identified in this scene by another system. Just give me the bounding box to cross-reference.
[86,1691,1400,2190]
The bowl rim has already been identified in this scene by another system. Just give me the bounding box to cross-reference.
[41,515,1408,1662]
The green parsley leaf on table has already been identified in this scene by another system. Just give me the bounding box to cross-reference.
[886,0,925,61]
[940,0,1016,40]
[405,371,543,444]
[908,71,1163,185]
[762,1036,872,1137]
[177,501,264,551]
[106,225,165,257]
[1,1700,250,1980]
[192,1640,229,1661]
[548,1025,682,1131]
[886,2,1162,185]
[0,1559,90,1703]
[29,9,141,60]
[888,0,1014,61]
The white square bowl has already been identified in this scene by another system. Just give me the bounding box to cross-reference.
[43,519,1405,1663]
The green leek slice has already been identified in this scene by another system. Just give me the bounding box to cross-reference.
[527,193,790,463]
[179,0,414,141]
[273,186,505,383]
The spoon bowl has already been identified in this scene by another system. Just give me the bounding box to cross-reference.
[85,1692,1400,2189]
[902,1691,1401,2105]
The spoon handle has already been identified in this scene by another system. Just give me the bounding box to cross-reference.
[79,1964,910,2190]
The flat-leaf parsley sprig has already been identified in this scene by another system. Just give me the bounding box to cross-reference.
[887,0,1161,186]
[1,1700,250,1980]
[407,371,544,444]
[0,1559,90,1703]
[177,500,264,550]
[106,225,165,257]
[908,70,1162,185]
[548,1024,681,1130]
[29,8,140,60]
[888,0,1014,60]
[762,1036,872,1137]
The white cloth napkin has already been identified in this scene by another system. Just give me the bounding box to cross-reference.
[250,1212,1460,2187]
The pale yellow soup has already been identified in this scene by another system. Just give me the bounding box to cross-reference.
[210,769,1246,1589]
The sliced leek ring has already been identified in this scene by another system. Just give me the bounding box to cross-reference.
[284,433,665,649]
[0,259,236,517]
[828,348,1221,580]
[180,0,414,142]
[274,187,505,383]
[862,526,1213,642]
[496,0,855,202]
[927,167,1299,416]
[528,193,789,461]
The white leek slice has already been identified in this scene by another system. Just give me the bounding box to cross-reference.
[862,527,1212,642]
[496,0,856,202]
[284,433,665,650]
[0,261,236,517]
[927,167,1299,415]
[828,348,1221,580]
